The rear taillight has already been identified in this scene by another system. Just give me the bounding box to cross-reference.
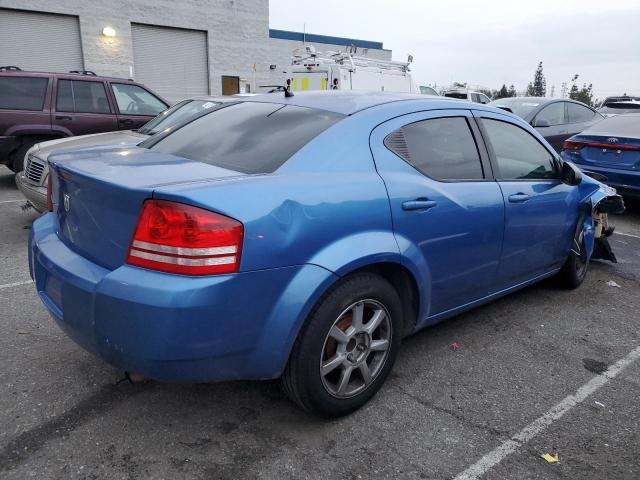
[46,174,53,211]
[562,140,586,151]
[126,200,243,276]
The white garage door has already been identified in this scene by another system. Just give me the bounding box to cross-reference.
[0,9,83,72]
[132,24,209,103]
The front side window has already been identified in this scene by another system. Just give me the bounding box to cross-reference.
[534,102,566,126]
[482,119,556,180]
[0,77,48,110]
[384,117,484,181]
[567,103,596,123]
[56,80,111,114]
[111,83,167,116]
[147,102,344,174]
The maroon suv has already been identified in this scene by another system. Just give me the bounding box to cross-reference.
[0,67,169,172]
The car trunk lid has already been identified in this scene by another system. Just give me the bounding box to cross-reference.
[49,146,244,270]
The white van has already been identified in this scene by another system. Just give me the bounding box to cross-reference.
[287,46,418,94]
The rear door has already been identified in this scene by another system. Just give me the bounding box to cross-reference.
[370,109,505,317]
[52,78,118,136]
[109,82,168,130]
[475,110,580,287]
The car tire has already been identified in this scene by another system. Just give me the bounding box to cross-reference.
[281,272,402,418]
[9,138,39,173]
[557,249,589,289]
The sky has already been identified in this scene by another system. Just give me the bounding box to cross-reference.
[269,0,640,100]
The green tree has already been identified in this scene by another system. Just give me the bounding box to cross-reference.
[508,84,517,97]
[494,84,510,99]
[568,74,596,107]
[530,61,546,97]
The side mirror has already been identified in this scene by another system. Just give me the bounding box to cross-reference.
[533,118,549,128]
[560,161,583,186]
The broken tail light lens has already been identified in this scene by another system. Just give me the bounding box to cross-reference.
[127,200,243,276]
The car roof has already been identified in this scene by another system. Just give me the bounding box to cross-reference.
[0,69,139,83]
[241,90,465,115]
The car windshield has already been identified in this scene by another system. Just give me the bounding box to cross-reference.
[489,98,542,118]
[138,99,222,135]
[146,101,345,174]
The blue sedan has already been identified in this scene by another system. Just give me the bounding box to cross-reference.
[29,92,623,417]
[561,113,640,198]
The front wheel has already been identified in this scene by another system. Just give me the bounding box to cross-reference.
[557,232,589,289]
[281,273,402,417]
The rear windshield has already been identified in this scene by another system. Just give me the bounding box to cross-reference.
[584,114,640,137]
[444,92,467,100]
[599,103,640,114]
[0,76,48,110]
[147,102,344,174]
[138,99,221,135]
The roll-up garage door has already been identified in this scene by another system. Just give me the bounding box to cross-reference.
[0,8,83,73]
[131,24,209,103]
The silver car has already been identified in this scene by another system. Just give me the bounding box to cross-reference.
[16,97,223,212]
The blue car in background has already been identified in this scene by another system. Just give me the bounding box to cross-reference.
[562,113,640,198]
[29,92,624,417]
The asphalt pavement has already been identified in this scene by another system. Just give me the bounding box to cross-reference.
[1,165,639,480]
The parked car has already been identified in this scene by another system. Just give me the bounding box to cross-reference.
[30,92,623,417]
[16,97,223,212]
[442,88,491,104]
[561,113,640,198]
[0,66,169,172]
[598,100,640,117]
[419,85,439,95]
[489,97,604,152]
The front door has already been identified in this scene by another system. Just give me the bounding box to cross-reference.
[110,82,168,130]
[52,78,118,136]
[475,110,581,287]
[370,110,505,318]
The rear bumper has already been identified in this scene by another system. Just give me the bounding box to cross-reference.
[574,164,640,197]
[30,213,337,382]
[16,171,47,212]
[0,135,18,163]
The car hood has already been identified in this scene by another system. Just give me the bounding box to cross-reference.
[31,130,148,161]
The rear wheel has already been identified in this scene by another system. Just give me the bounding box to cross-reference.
[281,273,402,417]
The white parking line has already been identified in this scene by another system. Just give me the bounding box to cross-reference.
[0,280,33,290]
[453,345,640,480]
[615,231,640,240]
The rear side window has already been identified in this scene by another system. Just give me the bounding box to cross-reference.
[148,102,344,174]
[384,117,484,181]
[482,119,556,180]
[567,103,596,123]
[0,76,48,110]
[111,83,167,116]
[56,80,111,114]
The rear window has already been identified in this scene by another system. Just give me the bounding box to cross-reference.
[444,92,467,100]
[599,103,640,114]
[147,102,344,174]
[0,76,48,110]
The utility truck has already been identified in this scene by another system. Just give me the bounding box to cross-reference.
[287,46,418,94]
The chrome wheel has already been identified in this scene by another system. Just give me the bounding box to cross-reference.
[320,299,392,398]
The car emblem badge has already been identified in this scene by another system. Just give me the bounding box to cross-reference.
[607,137,619,144]
[63,193,70,212]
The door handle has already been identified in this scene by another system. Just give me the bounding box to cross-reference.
[402,199,437,211]
[119,119,134,126]
[55,115,72,121]
[508,193,530,203]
